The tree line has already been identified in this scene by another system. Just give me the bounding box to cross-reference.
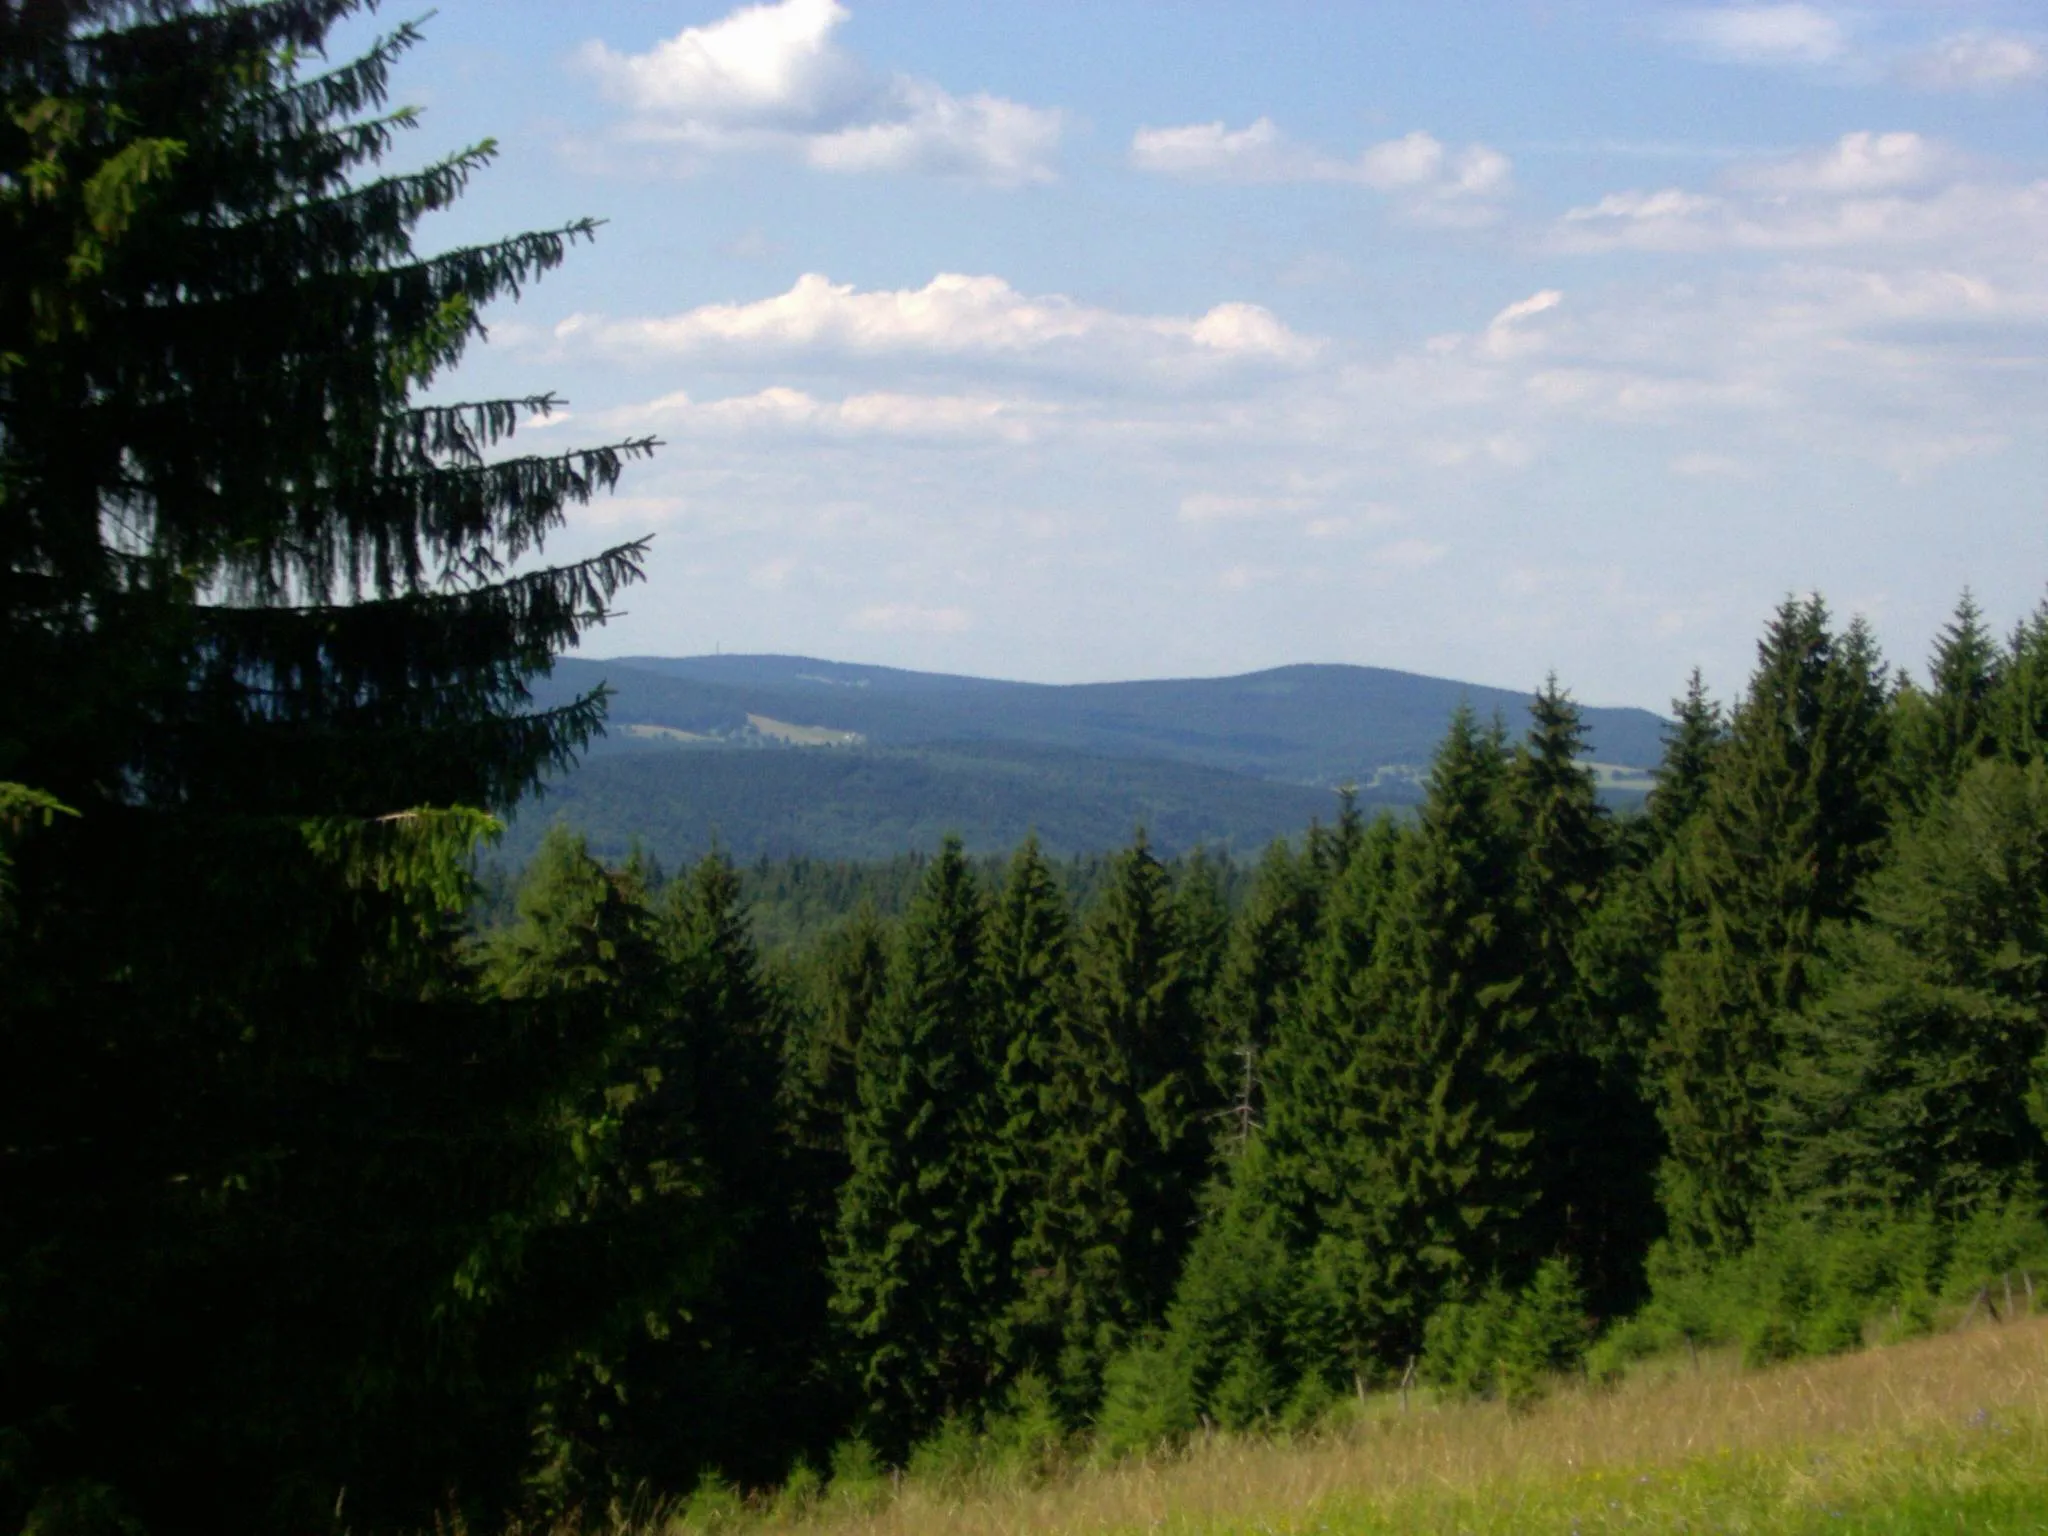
[460,589,2048,1499]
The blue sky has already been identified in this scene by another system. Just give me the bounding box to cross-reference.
[380,1,2045,709]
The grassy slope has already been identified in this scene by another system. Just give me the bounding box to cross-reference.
[709,1319,2048,1535]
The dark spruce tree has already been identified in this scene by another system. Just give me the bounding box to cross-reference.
[1225,714,1537,1384]
[1776,757,2048,1217]
[1508,679,1658,1314]
[631,854,816,1486]
[981,837,1078,1387]
[478,831,716,1506]
[1204,837,1325,1137]
[1352,709,1538,1360]
[783,903,892,1221]
[1575,670,1725,1078]
[1988,596,2048,767]
[1162,814,1406,1421]
[1,6,651,1531]
[1894,592,1999,810]
[830,837,1000,1449]
[1074,832,1209,1328]
[1007,832,1208,1415]
[1652,598,1892,1258]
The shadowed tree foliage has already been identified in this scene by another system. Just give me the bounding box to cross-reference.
[981,837,1078,1386]
[1509,680,1657,1315]
[1776,757,2048,1217]
[830,837,999,1448]
[1349,709,1540,1353]
[1075,833,1210,1327]
[1894,592,1999,812]
[1653,598,1892,1258]
[1,5,651,1530]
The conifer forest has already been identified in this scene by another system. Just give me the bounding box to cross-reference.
[4,6,2046,1534]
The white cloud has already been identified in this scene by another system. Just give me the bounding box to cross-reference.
[1666,4,1847,65]
[576,0,1061,185]
[556,272,1322,369]
[581,0,856,126]
[589,384,1062,443]
[1129,118,1510,216]
[1902,32,2047,92]
[1553,133,2048,256]
[802,83,1061,181]
[1129,117,1306,181]
[848,602,972,633]
[1734,131,1949,196]
[1484,290,1563,357]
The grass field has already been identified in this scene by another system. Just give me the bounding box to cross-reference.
[604,1314,2048,1536]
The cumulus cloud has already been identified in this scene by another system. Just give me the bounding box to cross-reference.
[1553,132,2048,256]
[1129,117,1510,219]
[1733,131,1951,196]
[576,0,1061,184]
[555,272,1322,369]
[1666,4,1847,66]
[1902,32,2047,93]
[590,384,1062,443]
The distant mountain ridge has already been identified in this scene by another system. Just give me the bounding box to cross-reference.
[506,654,1669,866]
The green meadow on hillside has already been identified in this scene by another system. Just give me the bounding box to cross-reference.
[535,1314,2048,1536]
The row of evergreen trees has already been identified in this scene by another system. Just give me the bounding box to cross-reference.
[474,591,2048,1496]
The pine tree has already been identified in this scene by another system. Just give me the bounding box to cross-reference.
[1260,815,1405,1238]
[1206,838,1323,1146]
[1776,757,2048,1216]
[1576,670,1725,1076]
[777,906,893,1451]
[1988,597,2048,765]
[1183,813,1405,1402]
[784,905,891,1204]
[1894,591,1999,808]
[983,837,1077,1386]
[1249,714,1536,1376]
[830,838,999,1448]
[1653,598,1893,1256]
[635,855,808,1483]
[2,8,651,1530]
[1353,709,1538,1356]
[1507,680,1656,1313]
[478,833,719,1505]
[1510,677,1610,1054]
[1074,832,1208,1324]
[1645,670,1726,855]
[1006,832,1209,1413]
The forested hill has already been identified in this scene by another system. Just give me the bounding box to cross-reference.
[549,653,1668,781]
[510,654,1668,864]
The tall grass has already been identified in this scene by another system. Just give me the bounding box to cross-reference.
[574,1313,2048,1536]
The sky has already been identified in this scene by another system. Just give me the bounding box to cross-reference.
[372,0,2046,709]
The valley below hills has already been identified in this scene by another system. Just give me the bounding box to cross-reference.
[506,654,1668,868]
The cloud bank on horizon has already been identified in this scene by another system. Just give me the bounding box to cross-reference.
[419,0,2047,708]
